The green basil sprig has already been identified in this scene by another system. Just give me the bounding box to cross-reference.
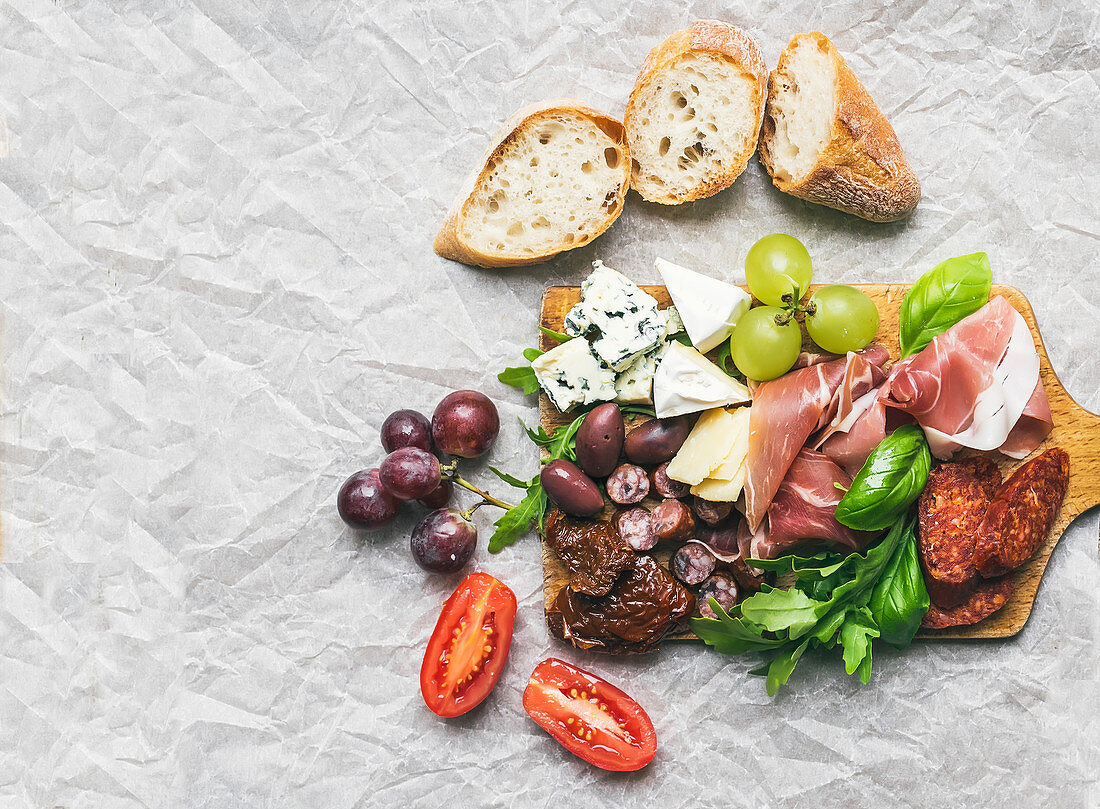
[835,425,931,531]
[898,252,992,357]
[869,527,930,647]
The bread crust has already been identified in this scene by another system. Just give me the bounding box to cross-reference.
[759,32,921,222]
[624,21,768,205]
[433,99,631,268]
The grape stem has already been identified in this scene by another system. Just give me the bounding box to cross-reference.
[448,473,515,512]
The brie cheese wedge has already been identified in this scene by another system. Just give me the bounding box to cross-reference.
[652,342,751,419]
[656,257,751,353]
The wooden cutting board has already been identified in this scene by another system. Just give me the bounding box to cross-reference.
[538,283,1100,642]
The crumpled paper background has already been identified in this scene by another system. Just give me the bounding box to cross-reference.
[1,0,1097,806]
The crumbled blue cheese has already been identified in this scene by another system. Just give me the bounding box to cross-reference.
[573,261,664,372]
[614,348,660,405]
[530,337,617,412]
[661,305,684,339]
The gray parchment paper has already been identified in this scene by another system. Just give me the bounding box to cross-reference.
[1,1,1098,807]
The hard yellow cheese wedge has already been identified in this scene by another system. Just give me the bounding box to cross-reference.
[665,406,740,486]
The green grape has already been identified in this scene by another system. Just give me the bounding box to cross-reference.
[806,285,880,353]
[744,234,813,306]
[729,306,803,381]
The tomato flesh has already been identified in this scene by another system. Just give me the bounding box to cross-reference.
[523,658,656,771]
[421,572,517,717]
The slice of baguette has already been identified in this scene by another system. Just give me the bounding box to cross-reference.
[624,21,768,205]
[758,32,920,222]
[434,99,630,268]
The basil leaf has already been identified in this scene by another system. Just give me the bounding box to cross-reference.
[869,523,931,647]
[538,326,573,344]
[836,425,931,531]
[899,252,992,357]
[497,365,541,395]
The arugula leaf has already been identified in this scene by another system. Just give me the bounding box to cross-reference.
[488,485,545,553]
[489,466,533,489]
[869,522,931,647]
[497,365,542,395]
[523,347,544,362]
[747,552,849,579]
[838,608,879,677]
[694,515,917,695]
[713,340,738,376]
[738,585,831,640]
[835,425,931,531]
[538,326,573,344]
[899,252,992,357]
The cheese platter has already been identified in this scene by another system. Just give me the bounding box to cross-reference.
[537,281,1100,642]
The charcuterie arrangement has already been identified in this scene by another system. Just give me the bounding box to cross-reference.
[338,20,1093,770]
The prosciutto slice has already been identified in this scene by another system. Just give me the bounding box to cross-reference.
[885,296,1052,459]
[745,344,889,532]
[747,450,879,560]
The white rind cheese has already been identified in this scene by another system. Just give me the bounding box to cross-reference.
[531,337,617,412]
[656,258,751,353]
[652,342,751,418]
[568,261,665,371]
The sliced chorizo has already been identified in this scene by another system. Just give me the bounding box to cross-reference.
[615,507,657,552]
[692,497,733,526]
[650,463,690,499]
[605,463,650,505]
[973,448,1069,578]
[652,499,695,542]
[921,575,1015,629]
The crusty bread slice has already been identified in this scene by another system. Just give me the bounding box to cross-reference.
[624,21,768,205]
[758,32,920,222]
[434,99,630,268]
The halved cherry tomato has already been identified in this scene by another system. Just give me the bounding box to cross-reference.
[522,658,657,771]
[420,572,517,717]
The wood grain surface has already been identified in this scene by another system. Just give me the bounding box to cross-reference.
[538,284,1100,643]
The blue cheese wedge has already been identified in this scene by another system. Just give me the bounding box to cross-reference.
[613,349,660,404]
[570,261,664,371]
[652,342,752,418]
[656,258,751,353]
[662,305,685,339]
[531,337,617,412]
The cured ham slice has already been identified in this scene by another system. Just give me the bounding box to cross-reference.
[744,344,889,532]
[885,296,1052,459]
[747,450,879,560]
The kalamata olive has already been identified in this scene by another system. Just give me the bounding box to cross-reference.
[417,480,454,509]
[652,499,696,542]
[337,468,400,530]
[431,390,500,458]
[623,416,691,466]
[651,463,690,499]
[379,447,441,500]
[574,403,625,479]
[670,543,716,586]
[697,574,740,618]
[693,497,732,526]
[540,459,604,517]
[381,409,433,453]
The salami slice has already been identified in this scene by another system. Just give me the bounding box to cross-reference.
[616,507,657,551]
[921,575,1015,629]
[650,462,690,499]
[973,448,1069,578]
[916,456,1001,608]
[606,463,650,505]
[652,499,696,542]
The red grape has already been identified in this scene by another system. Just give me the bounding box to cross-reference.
[431,390,499,458]
[418,480,454,509]
[381,409,433,453]
[379,447,441,500]
[337,469,400,530]
[411,508,477,573]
